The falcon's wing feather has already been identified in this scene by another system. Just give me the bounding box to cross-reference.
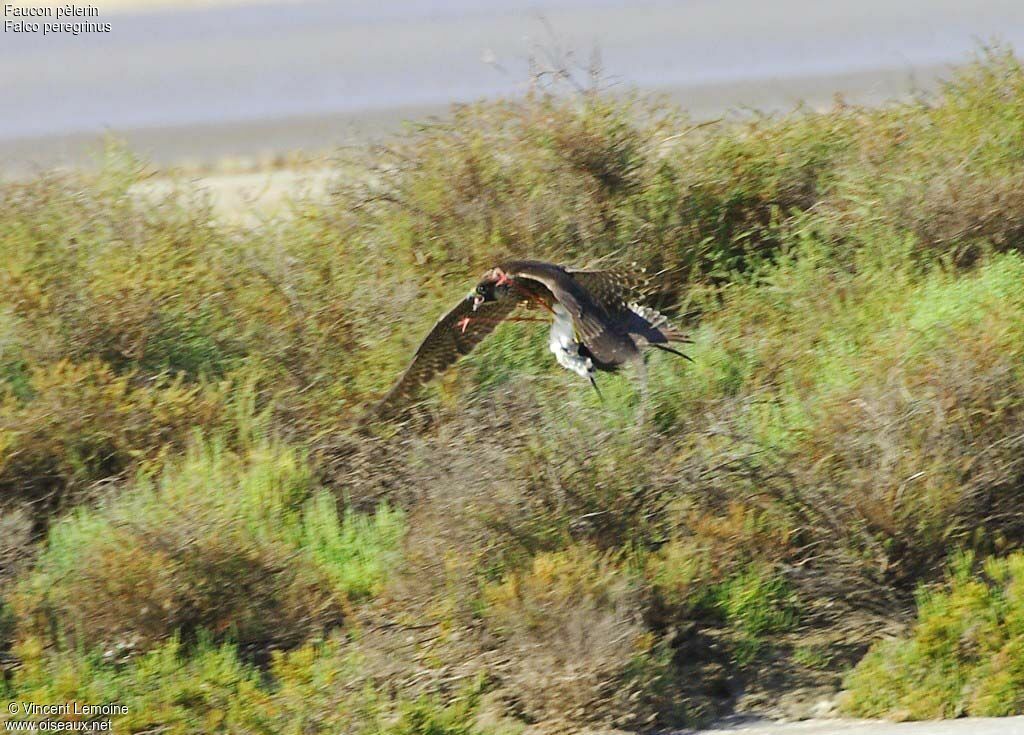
[567,267,690,344]
[371,296,517,420]
[566,268,650,311]
[507,261,690,355]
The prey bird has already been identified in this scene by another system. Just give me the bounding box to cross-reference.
[371,260,691,420]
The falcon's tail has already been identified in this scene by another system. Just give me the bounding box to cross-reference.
[626,303,691,344]
[656,322,693,345]
[620,302,693,363]
[653,343,694,362]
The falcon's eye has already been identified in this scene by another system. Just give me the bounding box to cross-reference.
[476,285,486,295]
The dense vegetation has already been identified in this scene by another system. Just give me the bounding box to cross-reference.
[2,48,1024,733]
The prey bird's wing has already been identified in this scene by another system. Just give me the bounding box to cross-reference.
[371,296,518,420]
[502,261,612,346]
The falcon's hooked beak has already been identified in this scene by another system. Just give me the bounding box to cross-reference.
[472,281,493,311]
[472,270,510,311]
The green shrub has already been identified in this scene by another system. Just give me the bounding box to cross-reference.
[383,684,491,735]
[644,502,795,628]
[299,492,406,600]
[12,440,403,653]
[4,636,269,734]
[826,48,1024,262]
[645,538,711,618]
[3,635,498,735]
[844,551,1024,719]
[712,565,798,664]
[0,153,244,377]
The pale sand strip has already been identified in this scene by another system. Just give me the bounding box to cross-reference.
[129,166,336,225]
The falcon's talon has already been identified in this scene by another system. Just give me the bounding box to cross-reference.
[456,316,471,333]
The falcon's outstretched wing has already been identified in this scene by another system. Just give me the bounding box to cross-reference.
[371,296,518,420]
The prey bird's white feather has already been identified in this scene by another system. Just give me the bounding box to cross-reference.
[548,303,594,379]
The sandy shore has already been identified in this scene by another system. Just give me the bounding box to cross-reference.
[129,166,335,225]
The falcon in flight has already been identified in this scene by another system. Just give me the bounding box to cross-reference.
[371,260,690,420]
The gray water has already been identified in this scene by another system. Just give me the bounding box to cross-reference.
[2,0,1023,171]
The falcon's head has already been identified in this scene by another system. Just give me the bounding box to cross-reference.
[472,268,514,311]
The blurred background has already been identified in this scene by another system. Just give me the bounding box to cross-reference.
[3,0,1023,175]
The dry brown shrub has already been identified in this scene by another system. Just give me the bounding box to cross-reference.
[0,507,32,582]
[0,359,225,520]
[790,345,1024,587]
[843,171,1024,266]
[313,392,709,727]
[481,545,671,729]
[910,172,1024,256]
[16,525,340,654]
